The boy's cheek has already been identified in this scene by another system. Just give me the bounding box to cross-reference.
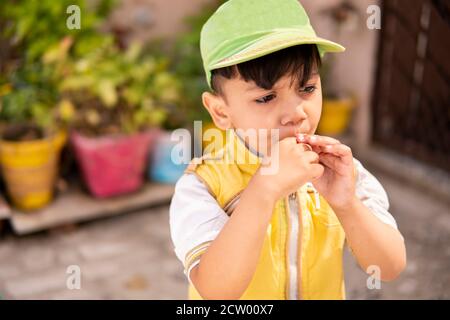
[309,108,322,132]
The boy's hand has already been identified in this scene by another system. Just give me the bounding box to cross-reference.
[253,137,324,201]
[297,134,357,212]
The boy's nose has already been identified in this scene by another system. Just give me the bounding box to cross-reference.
[280,104,308,127]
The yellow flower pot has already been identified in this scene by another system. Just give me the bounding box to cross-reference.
[0,130,67,211]
[318,98,355,136]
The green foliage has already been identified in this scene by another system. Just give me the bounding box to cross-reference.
[0,0,114,65]
[60,42,181,136]
[0,63,59,132]
[0,0,115,138]
[0,0,183,138]
[170,0,227,125]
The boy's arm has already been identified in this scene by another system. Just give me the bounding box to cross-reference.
[189,174,276,300]
[189,136,322,299]
[301,134,406,282]
[339,160,406,281]
[334,198,406,281]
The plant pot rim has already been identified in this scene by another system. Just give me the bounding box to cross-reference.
[0,129,67,146]
[323,97,356,108]
[70,127,161,140]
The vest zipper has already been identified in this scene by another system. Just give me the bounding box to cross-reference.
[297,191,303,300]
[287,191,301,300]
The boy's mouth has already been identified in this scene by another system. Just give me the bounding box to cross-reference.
[277,126,310,141]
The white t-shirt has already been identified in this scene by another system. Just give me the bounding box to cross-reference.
[169,157,398,281]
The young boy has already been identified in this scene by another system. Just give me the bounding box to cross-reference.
[169,0,406,300]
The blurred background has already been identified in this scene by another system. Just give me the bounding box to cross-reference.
[0,0,448,299]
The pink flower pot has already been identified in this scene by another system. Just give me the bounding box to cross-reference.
[71,129,159,198]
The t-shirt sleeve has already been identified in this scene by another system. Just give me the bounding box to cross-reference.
[169,173,229,282]
[354,158,399,230]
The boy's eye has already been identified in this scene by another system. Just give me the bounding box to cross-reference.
[301,85,317,94]
[255,94,276,104]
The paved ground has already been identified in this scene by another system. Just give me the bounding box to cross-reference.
[0,167,449,300]
[344,167,450,299]
[0,206,187,300]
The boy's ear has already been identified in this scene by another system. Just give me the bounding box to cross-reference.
[201,91,231,130]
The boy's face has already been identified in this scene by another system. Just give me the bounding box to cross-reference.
[202,72,322,156]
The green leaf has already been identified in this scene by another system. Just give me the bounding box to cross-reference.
[96,80,117,108]
[60,75,96,91]
[148,108,167,126]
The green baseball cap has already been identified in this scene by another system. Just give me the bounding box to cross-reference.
[200,0,345,90]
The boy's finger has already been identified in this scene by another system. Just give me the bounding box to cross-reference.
[304,143,338,155]
[322,144,351,155]
[310,163,325,180]
[282,136,298,145]
[303,150,320,163]
[296,134,340,146]
[298,143,313,152]
[319,153,340,169]
[310,145,323,154]
[321,144,353,165]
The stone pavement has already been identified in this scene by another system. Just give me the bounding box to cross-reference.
[343,167,450,299]
[0,206,187,299]
[0,167,449,300]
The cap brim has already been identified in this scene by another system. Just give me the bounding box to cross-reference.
[210,31,345,70]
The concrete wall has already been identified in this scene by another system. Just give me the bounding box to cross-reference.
[108,0,212,43]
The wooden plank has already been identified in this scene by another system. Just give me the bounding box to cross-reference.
[10,182,175,235]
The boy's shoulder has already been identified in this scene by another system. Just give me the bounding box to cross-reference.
[184,147,227,174]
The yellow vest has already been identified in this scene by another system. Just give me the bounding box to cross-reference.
[184,129,346,300]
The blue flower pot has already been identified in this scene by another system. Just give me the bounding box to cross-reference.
[149,131,188,184]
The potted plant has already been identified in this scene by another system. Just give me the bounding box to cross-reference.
[316,0,360,136]
[0,0,116,209]
[143,1,230,184]
[169,0,228,156]
[318,58,355,136]
[60,42,181,197]
[0,64,69,211]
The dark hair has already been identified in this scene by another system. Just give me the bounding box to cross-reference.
[210,44,321,96]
